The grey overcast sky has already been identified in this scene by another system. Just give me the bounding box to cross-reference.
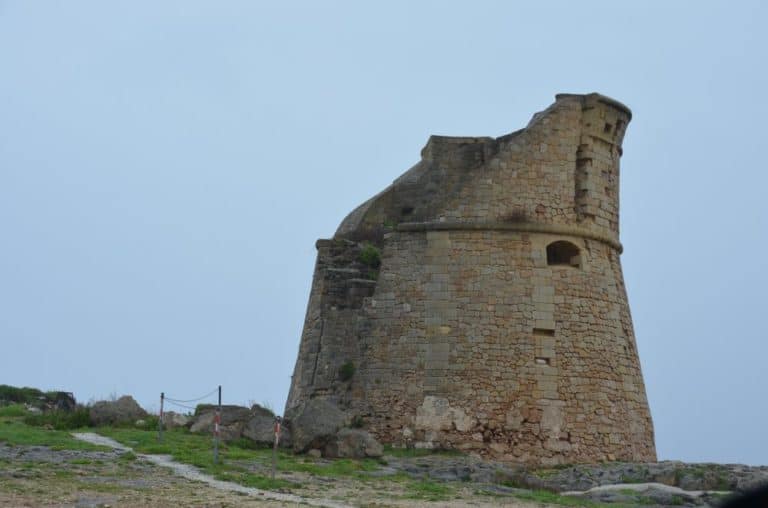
[1,1,766,465]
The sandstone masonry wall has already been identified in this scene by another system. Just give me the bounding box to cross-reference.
[286,93,656,465]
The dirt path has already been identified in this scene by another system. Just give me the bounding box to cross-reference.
[72,432,352,508]
[68,432,552,508]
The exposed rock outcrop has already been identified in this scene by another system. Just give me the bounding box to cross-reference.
[162,411,190,430]
[189,405,251,442]
[89,396,147,426]
[285,399,347,453]
[324,428,383,458]
[242,405,291,448]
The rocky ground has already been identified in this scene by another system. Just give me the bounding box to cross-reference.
[0,444,288,507]
[0,441,538,508]
[2,436,767,507]
[1,392,765,507]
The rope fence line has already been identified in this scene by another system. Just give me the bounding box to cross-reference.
[163,387,219,404]
[156,385,281,471]
[158,386,223,464]
[163,400,197,411]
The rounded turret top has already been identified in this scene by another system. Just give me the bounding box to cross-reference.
[335,92,630,244]
[555,92,632,120]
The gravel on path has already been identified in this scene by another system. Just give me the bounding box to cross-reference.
[72,432,352,508]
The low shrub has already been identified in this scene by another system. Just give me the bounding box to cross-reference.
[358,244,381,268]
[0,385,45,405]
[143,414,159,429]
[0,404,28,417]
[24,407,91,430]
[339,361,356,382]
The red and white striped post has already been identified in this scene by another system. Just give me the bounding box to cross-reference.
[213,385,221,464]
[272,416,281,479]
[158,392,164,442]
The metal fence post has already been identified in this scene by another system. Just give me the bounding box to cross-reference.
[213,385,221,464]
[158,392,164,442]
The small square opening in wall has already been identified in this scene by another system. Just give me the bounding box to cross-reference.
[546,241,581,267]
[604,122,613,134]
[535,357,551,366]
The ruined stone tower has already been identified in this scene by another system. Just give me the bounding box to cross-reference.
[286,93,656,464]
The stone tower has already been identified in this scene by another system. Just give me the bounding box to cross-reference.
[286,93,656,464]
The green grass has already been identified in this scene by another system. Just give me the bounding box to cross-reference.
[99,426,385,478]
[215,469,296,491]
[119,451,137,462]
[97,426,302,491]
[0,417,105,451]
[72,480,126,494]
[9,418,609,505]
[512,489,609,507]
[403,480,455,501]
[0,404,28,417]
[678,464,731,490]
[668,495,686,506]
[99,426,484,501]
[24,407,91,430]
[95,426,393,493]
[619,475,645,484]
[97,426,214,461]
[280,456,382,477]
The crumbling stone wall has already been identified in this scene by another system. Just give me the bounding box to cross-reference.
[286,93,656,465]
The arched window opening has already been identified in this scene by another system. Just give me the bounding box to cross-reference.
[546,241,581,267]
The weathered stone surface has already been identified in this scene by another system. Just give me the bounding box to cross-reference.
[242,405,292,448]
[89,396,147,426]
[571,484,703,506]
[323,428,383,458]
[372,454,768,504]
[189,405,251,442]
[285,93,656,464]
[285,399,347,453]
[496,460,768,493]
[162,411,190,430]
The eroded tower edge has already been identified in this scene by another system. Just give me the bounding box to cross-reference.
[286,93,656,465]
